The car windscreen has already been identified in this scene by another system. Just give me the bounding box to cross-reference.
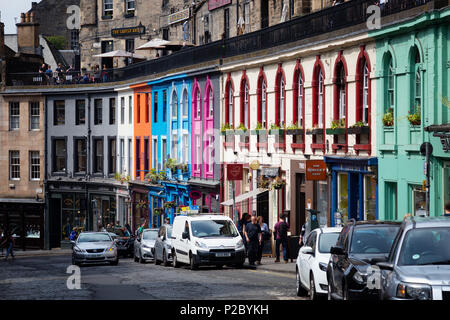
[398,227,450,266]
[318,232,340,253]
[191,220,239,238]
[77,233,111,243]
[143,230,158,240]
[350,226,399,254]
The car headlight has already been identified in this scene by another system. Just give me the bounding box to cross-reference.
[353,271,368,284]
[396,283,432,300]
[195,241,208,249]
[319,262,328,272]
[73,246,85,253]
[107,246,115,252]
[235,239,244,250]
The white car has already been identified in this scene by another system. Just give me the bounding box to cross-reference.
[171,214,246,270]
[296,227,342,299]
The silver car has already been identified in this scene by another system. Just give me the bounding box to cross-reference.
[71,232,119,266]
[154,224,173,266]
[378,216,450,300]
[134,228,158,263]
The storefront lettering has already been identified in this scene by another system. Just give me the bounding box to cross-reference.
[168,8,190,25]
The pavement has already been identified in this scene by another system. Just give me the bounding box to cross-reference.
[255,256,296,275]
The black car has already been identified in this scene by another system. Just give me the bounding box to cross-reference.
[326,220,401,300]
[112,228,135,258]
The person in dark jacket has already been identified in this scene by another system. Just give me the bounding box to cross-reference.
[274,215,290,263]
[3,231,15,261]
[245,215,262,267]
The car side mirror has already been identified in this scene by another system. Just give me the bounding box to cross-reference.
[330,246,346,256]
[377,262,394,271]
[300,246,314,255]
[182,231,189,240]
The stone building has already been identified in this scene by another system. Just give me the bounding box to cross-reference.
[29,0,81,50]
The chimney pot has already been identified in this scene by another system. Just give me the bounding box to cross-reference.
[30,12,35,23]
[26,12,31,23]
[21,13,26,23]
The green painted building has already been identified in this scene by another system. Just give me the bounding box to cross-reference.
[372,4,450,220]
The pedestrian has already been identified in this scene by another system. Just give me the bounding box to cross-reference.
[98,224,106,232]
[256,216,269,265]
[69,228,78,241]
[165,217,170,225]
[138,222,145,235]
[238,213,251,251]
[299,223,306,247]
[106,223,113,232]
[444,202,450,217]
[122,227,130,237]
[245,215,262,267]
[3,231,15,261]
[125,223,132,235]
[0,228,3,256]
[115,220,122,228]
[274,214,290,263]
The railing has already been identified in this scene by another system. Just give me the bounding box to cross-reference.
[7,0,434,87]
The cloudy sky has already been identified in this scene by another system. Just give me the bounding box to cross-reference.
[1,0,36,34]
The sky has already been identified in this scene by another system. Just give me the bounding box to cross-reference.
[1,0,37,34]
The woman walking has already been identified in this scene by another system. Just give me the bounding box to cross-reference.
[257,216,269,265]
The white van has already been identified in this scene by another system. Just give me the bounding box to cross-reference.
[171,214,245,269]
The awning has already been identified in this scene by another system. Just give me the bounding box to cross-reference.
[221,188,268,206]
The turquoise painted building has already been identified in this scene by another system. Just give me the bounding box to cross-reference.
[372,5,450,219]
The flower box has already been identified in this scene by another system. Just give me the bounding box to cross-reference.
[326,128,347,135]
[250,129,268,135]
[347,126,370,135]
[306,128,324,135]
[285,129,303,135]
[269,129,286,135]
[234,129,249,136]
[220,129,235,136]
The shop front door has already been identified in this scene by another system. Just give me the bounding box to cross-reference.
[349,173,360,221]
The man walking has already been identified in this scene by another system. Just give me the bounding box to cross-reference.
[274,215,289,263]
[2,231,15,261]
[245,215,262,267]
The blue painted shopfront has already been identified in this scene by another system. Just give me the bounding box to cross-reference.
[324,156,378,226]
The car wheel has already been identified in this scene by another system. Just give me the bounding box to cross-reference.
[216,264,223,269]
[309,274,317,300]
[189,253,198,270]
[155,251,161,265]
[139,250,144,264]
[327,282,333,300]
[134,251,139,262]
[296,270,307,297]
[110,257,119,266]
[343,282,349,301]
[173,251,180,268]
[163,250,169,267]
[234,262,244,269]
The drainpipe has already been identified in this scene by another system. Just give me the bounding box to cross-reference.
[86,93,91,230]
[44,95,49,250]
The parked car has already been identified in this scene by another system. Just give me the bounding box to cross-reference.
[296,227,342,299]
[154,224,173,266]
[71,232,118,266]
[327,220,401,300]
[378,216,450,300]
[134,228,158,263]
[113,227,135,258]
[171,214,245,270]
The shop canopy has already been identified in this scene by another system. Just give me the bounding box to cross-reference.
[93,50,145,59]
[220,188,268,206]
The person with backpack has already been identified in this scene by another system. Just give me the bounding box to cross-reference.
[3,231,15,261]
[274,214,290,263]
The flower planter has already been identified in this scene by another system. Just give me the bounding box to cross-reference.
[306,128,324,135]
[221,129,235,136]
[409,121,421,126]
[269,129,286,135]
[250,129,268,135]
[326,128,347,135]
[285,129,303,135]
[234,129,249,136]
[347,126,370,135]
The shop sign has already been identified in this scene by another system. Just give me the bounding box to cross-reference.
[111,25,145,37]
[306,160,327,181]
[181,206,189,212]
[168,8,190,25]
[209,0,232,11]
[250,160,260,170]
[263,167,280,178]
[227,164,243,180]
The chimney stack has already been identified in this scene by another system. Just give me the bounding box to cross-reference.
[0,21,5,58]
[16,12,40,55]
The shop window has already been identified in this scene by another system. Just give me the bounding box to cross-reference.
[411,186,426,217]
[54,100,65,126]
[338,173,349,223]
[315,181,328,227]
[61,194,87,240]
[76,100,85,125]
[364,176,377,220]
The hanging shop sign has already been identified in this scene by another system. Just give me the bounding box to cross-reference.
[227,164,243,180]
[249,160,260,171]
[111,25,145,37]
[168,8,190,25]
[209,0,232,11]
[263,167,280,178]
[306,160,327,181]
[189,191,202,200]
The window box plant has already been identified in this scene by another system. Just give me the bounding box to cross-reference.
[326,119,347,135]
[114,173,130,184]
[306,125,323,135]
[285,122,303,135]
[220,123,235,135]
[164,201,177,209]
[153,207,164,216]
[136,200,148,210]
[234,123,249,135]
[347,121,370,134]
[269,123,286,135]
[250,122,268,135]
[382,108,394,127]
[407,105,421,126]
[272,176,286,190]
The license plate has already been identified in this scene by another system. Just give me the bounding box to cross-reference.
[215,252,231,257]
[90,254,102,258]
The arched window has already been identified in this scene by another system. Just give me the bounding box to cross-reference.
[182,89,188,117]
[336,63,346,121]
[208,87,214,118]
[293,65,304,128]
[171,89,178,119]
[317,69,324,128]
[261,80,267,128]
[412,47,421,115]
[240,76,249,128]
[362,60,369,123]
[275,66,286,127]
[280,77,285,126]
[225,78,234,127]
[386,54,394,112]
[194,88,201,119]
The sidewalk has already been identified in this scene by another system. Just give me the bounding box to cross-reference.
[0,248,72,259]
[252,256,297,275]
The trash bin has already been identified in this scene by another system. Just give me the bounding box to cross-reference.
[287,235,300,262]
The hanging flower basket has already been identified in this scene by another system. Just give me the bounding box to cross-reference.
[272,177,286,190]
[164,201,177,209]
[153,208,164,216]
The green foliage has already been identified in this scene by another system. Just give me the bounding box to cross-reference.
[221,123,233,132]
[407,105,421,125]
[350,121,366,128]
[270,123,280,130]
[287,122,302,130]
[46,36,67,50]
[331,118,345,129]
[255,122,264,130]
[236,123,247,131]
[382,108,394,127]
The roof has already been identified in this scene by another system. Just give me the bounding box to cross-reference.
[351,220,401,227]
[317,227,342,234]
[174,214,229,221]
[404,216,450,228]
